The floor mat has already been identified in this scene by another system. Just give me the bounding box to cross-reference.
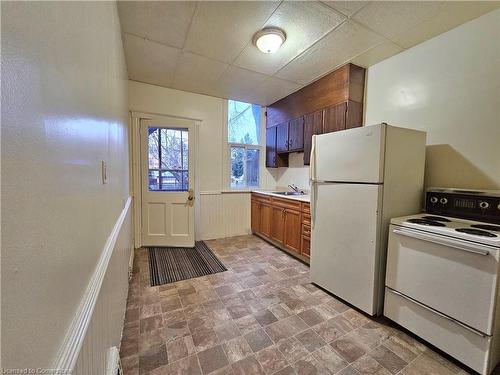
[148,241,227,286]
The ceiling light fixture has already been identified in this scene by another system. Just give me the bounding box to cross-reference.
[253,28,286,54]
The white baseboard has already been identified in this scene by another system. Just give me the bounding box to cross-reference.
[52,197,132,372]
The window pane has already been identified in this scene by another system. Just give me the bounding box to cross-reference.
[228,100,260,145]
[246,149,259,187]
[148,128,159,169]
[148,126,189,192]
[230,146,245,188]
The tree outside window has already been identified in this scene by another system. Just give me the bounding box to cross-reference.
[227,100,261,189]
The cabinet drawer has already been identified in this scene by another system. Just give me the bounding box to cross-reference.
[386,225,499,334]
[251,193,271,204]
[302,203,310,214]
[271,197,302,211]
[384,288,491,375]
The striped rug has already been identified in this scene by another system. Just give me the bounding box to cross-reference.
[148,241,227,286]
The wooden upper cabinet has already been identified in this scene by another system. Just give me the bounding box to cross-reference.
[266,63,365,128]
[266,126,288,168]
[266,126,277,168]
[346,100,363,129]
[324,102,347,133]
[276,122,289,153]
[288,117,304,152]
[303,110,323,165]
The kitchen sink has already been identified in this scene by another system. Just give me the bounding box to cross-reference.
[272,191,305,196]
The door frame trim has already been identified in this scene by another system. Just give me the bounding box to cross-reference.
[130,111,200,248]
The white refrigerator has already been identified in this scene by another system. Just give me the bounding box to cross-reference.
[310,123,426,315]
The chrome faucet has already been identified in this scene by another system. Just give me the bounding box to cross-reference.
[288,184,299,193]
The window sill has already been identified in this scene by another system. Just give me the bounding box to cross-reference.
[221,189,254,194]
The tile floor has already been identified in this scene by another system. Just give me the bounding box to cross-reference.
[121,235,495,375]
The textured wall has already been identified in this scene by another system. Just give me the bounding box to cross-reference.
[1,1,130,368]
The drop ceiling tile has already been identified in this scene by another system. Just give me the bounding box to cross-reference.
[247,76,301,106]
[352,1,446,44]
[212,66,269,101]
[321,1,369,17]
[172,51,229,96]
[118,1,196,48]
[351,40,403,67]
[183,1,280,64]
[233,1,345,75]
[392,2,500,49]
[275,21,384,85]
[124,33,181,87]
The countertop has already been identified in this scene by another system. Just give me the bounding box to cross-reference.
[252,190,310,203]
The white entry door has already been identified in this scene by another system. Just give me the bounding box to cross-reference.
[140,119,195,247]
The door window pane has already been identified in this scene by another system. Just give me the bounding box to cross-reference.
[148,127,189,191]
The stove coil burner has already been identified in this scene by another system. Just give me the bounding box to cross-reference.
[455,228,497,237]
[471,224,500,232]
[422,216,451,222]
[407,218,446,227]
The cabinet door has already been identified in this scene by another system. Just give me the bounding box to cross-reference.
[270,206,285,243]
[288,117,304,152]
[303,110,323,165]
[301,236,310,258]
[266,126,277,168]
[284,209,301,253]
[266,127,288,168]
[251,200,261,233]
[276,122,289,153]
[324,101,347,133]
[260,203,272,237]
[346,100,363,129]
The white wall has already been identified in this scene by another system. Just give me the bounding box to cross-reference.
[267,9,500,192]
[365,9,500,190]
[1,1,131,371]
[128,81,275,239]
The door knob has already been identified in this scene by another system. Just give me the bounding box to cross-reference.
[187,189,195,207]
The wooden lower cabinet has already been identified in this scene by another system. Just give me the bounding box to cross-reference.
[251,192,310,263]
[284,209,301,253]
[301,236,310,258]
[260,203,272,237]
[270,206,285,243]
[251,200,261,233]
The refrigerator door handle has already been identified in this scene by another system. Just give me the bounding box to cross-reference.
[311,182,317,230]
[309,135,316,183]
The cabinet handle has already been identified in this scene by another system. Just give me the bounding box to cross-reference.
[290,139,293,147]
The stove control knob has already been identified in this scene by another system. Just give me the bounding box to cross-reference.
[497,203,500,210]
[479,201,489,209]
[430,197,438,204]
[440,197,448,205]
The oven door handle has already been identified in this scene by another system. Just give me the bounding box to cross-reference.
[386,288,487,337]
[392,228,491,256]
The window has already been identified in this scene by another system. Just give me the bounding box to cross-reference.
[227,100,261,188]
[147,127,189,191]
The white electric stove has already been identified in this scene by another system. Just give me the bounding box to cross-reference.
[384,188,500,375]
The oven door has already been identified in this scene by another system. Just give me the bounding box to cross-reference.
[385,224,499,335]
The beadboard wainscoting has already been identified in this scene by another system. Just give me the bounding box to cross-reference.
[199,192,251,240]
[53,197,133,374]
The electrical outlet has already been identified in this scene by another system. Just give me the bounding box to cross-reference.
[101,160,108,184]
